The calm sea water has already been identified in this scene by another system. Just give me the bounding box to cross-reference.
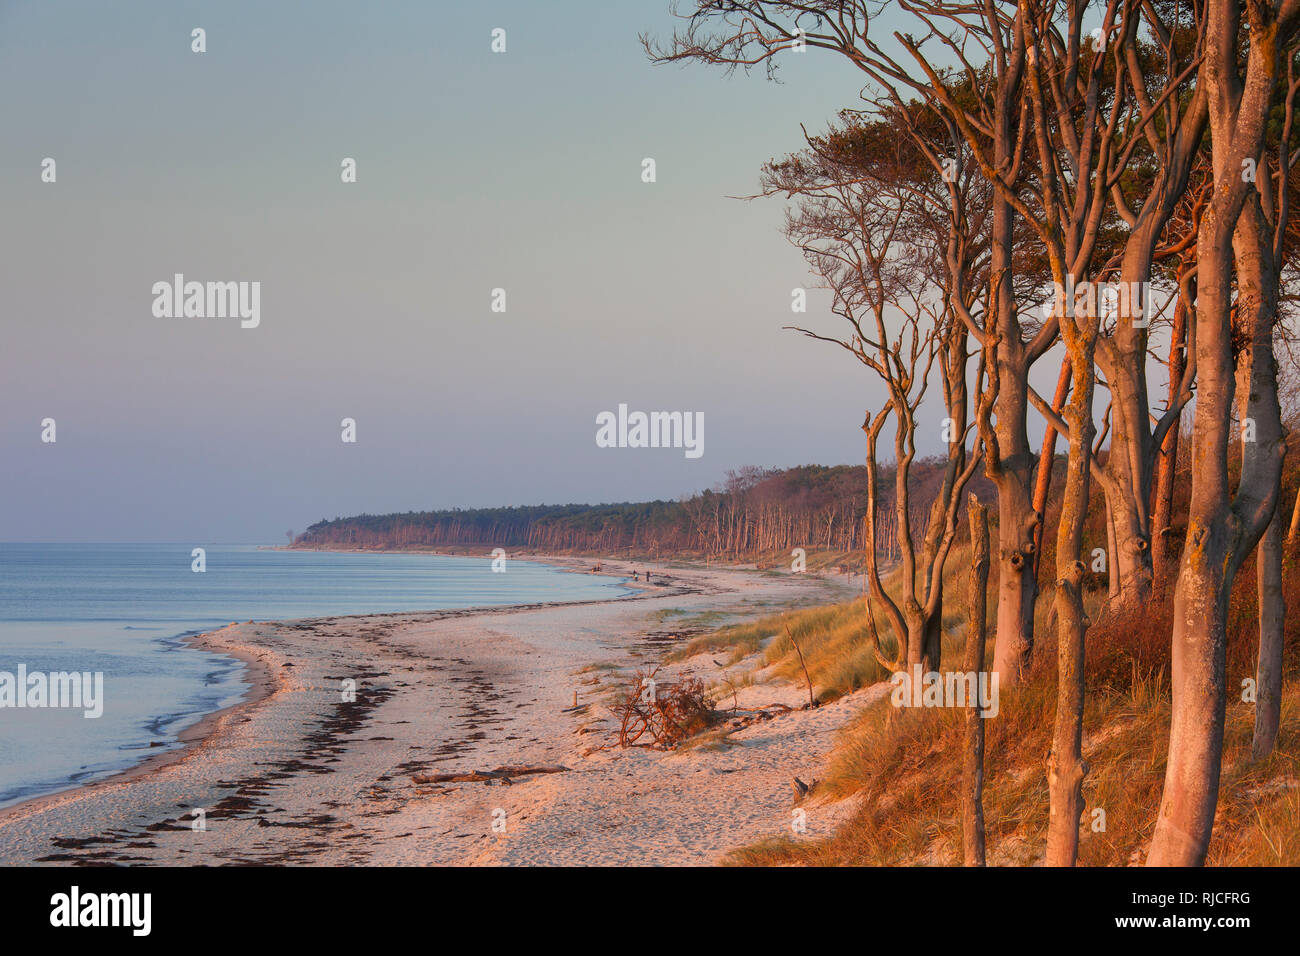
[0,544,633,808]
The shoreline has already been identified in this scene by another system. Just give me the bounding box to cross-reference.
[0,560,866,865]
[0,627,286,826]
[0,555,659,826]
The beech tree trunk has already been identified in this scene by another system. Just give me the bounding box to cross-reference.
[1152,293,1189,588]
[1253,505,1284,760]
[1148,0,1296,864]
[1237,291,1285,762]
[1105,494,1120,601]
[990,346,1039,685]
[1092,36,1206,609]
[1094,352,1155,606]
[1151,527,1230,866]
[984,68,1039,686]
[962,495,990,867]
[1031,359,1072,579]
[1241,174,1288,764]
[1150,171,1286,866]
[1045,297,1096,868]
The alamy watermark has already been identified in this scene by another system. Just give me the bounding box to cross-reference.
[595,404,703,459]
[152,274,260,329]
[890,664,999,718]
[50,886,150,936]
[0,665,103,718]
[1042,278,1151,327]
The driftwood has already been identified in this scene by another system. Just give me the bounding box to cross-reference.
[792,776,819,803]
[601,661,816,752]
[713,702,804,740]
[412,765,569,785]
[728,703,795,718]
[613,664,713,749]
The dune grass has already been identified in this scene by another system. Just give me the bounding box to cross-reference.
[673,544,980,700]
[720,555,1300,866]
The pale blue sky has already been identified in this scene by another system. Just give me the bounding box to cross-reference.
[0,1,1071,542]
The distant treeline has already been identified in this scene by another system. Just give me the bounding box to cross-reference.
[293,462,996,561]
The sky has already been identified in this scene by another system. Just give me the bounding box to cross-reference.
[0,0,1076,543]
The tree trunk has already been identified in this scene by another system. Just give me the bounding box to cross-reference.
[1109,486,1153,604]
[1235,301,1286,763]
[1097,77,1206,606]
[1149,0,1288,866]
[1152,293,1189,588]
[1151,202,1283,865]
[1045,302,1096,868]
[1031,358,1072,579]
[1253,504,1284,760]
[1148,217,1242,865]
[1150,527,1230,866]
[922,584,944,671]
[1095,352,1155,606]
[992,474,1038,684]
[962,495,990,867]
[985,109,1038,685]
[905,613,928,671]
[1105,493,1120,601]
[990,373,1039,685]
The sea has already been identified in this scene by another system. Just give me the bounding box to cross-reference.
[0,543,633,809]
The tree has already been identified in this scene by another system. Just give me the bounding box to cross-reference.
[767,110,985,670]
[1091,0,1206,606]
[646,0,1054,684]
[1148,0,1298,866]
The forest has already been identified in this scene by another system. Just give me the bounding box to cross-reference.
[293,460,996,562]
[636,0,1300,867]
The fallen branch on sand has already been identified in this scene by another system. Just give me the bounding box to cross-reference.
[607,656,825,751]
[717,703,801,733]
[728,703,795,718]
[612,665,714,749]
[412,765,569,785]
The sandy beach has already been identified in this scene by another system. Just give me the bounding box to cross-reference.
[0,559,877,866]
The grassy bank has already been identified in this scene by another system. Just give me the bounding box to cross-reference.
[678,548,1300,866]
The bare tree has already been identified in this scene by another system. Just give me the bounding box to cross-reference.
[1148,0,1299,866]
[646,0,1056,684]
[768,110,986,670]
[1089,0,1206,606]
[1150,175,1209,587]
